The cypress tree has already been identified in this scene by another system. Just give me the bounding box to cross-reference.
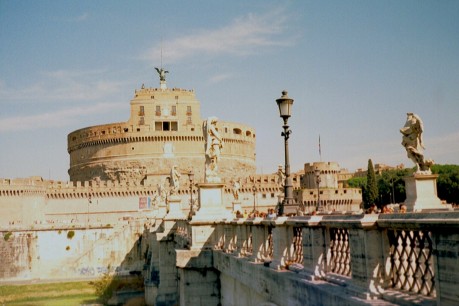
[364,159,379,209]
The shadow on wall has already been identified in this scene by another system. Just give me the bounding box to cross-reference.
[89,229,148,305]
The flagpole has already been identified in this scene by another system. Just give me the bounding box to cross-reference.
[319,135,322,162]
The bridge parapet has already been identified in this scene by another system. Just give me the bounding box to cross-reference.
[168,212,459,305]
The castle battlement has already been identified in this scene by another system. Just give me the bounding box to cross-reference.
[134,86,195,95]
[0,171,296,200]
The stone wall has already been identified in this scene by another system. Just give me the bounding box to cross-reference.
[0,232,37,280]
[0,221,146,282]
[67,122,256,184]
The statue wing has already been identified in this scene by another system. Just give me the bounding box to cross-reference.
[412,114,425,148]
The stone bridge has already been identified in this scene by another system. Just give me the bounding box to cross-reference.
[143,211,459,306]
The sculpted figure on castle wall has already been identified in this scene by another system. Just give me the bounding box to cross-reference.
[277,165,286,187]
[231,179,241,201]
[151,190,159,208]
[400,113,434,173]
[169,165,181,195]
[204,117,224,183]
[157,181,168,203]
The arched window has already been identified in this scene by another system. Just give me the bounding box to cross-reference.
[233,128,242,135]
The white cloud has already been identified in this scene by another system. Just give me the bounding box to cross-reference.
[75,12,90,22]
[208,73,233,84]
[0,102,125,132]
[142,8,294,64]
[0,69,124,103]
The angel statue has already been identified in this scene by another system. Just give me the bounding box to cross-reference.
[169,165,181,195]
[231,179,241,201]
[276,165,286,188]
[155,67,169,82]
[400,113,434,173]
[204,116,223,182]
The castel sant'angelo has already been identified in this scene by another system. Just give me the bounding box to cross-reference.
[68,68,256,184]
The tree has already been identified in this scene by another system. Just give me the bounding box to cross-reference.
[377,168,411,205]
[432,164,459,205]
[347,176,366,189]
[364,159,379,209]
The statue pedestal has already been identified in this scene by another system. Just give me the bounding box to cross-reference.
[404,174,446,212]
[164,195,186,220]
[193,183,233,221]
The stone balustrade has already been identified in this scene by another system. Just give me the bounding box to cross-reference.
[170,212,459,305]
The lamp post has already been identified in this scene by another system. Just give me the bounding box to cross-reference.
[252,184,258,213]
[276,90,294,216]
[315,167,322,212]
[87,192,92,230]
[391,176,395,204]
[188,170,194,219]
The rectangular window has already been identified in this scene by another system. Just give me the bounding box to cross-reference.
[171,105,177,116]
[139,106,145,116]
[139,117,145,125]
[186,106,192,115]
[156,106,161,116]
[155,122,162,131]
[163,122,170,131]
[171,121,178,131]
[187,116,192,124]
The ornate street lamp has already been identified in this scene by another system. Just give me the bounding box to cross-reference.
[315,167,323,212]
[188,170,194,219]
[276,90,294,216]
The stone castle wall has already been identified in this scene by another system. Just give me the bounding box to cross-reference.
[302,161,341,189]
[0,174,292,228]
[295,162,362,213]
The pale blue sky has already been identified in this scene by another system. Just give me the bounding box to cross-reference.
[1,1,458,181]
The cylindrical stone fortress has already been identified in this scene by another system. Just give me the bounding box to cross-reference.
[67,83,256,184]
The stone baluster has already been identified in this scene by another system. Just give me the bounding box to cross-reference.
[301,216,326,280]
[223,222,234,253]
[250,222,265,263]
[269,217,289,270]
[235,220,248,257]
[327,214,383,299]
